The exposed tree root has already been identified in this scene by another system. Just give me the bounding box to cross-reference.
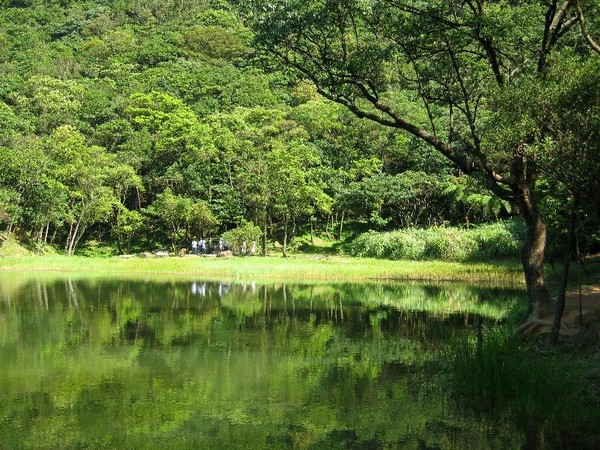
[516,286,600,347]
[516,318,567,336]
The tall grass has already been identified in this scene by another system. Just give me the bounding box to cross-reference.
[445,327,600,435]
[350,219,525,262]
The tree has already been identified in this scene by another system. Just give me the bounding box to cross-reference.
[443,176,510,227]
[0,101,32,145]
[143,188,219,251]
[221,220,262,254]
[515,57,600,340]
[187,199,219,241]
[0,187,22,233]
[338,171,452,230]
[125,91,215,197]
[0,140,68,241]
[244,0,600,322]
[112,208,143,254]
[21,75,83,133]
[47,125,136,255]
[180,25,248,61]
[268,139,332,257]
[205,106,332,256]
[143,188,193,251]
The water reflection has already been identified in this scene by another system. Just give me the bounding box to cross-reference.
[0,273,590,449]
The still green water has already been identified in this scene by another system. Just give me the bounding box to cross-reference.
[0,272,532,448]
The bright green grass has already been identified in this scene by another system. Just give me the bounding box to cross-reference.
[0,254,524,283]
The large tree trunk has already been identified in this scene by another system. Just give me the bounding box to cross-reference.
[515,182,554,334]
[521,206,552,315]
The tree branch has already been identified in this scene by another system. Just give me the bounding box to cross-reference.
[575,0,600,54]
[539,0,559,72]
[281,55,475,172]
[444,36,480,152]
[539,1,579,71]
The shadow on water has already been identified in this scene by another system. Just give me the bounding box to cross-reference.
[0,272,597,449]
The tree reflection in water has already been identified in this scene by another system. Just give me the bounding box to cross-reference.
[0,273,596,449]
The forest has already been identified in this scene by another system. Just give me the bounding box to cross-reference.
[0,0,599,269]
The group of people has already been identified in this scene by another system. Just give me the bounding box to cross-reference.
[240,240,257,256]
[190,237,256,256]
[190,238,208,255]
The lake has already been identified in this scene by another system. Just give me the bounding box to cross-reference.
[0,272,591,449]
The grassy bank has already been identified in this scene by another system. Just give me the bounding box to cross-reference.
[0,254,525,283]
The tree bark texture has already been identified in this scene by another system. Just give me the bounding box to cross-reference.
[516,182,553,317]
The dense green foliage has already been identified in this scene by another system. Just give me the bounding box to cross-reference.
[3,0,585,258]
[351,219,526,262]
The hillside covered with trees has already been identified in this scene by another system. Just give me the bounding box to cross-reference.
[0,0,598,270]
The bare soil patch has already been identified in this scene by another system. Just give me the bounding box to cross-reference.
[527,285,600,347]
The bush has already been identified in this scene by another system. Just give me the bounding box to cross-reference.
[349,220,525,262]
[350,230,386,258]
[381,230,426,260]
[221,221,262,255]
[470,220,525,260]
[421,227,478,261]
[76,239,116,257]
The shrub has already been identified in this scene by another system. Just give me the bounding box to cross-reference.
[422,227,478,261]
[349,220,525,262]
[381,230,426,260]
[76,239,115,257]
[350,230,386,258]
[221,221,262,255]
[470,219,525,260]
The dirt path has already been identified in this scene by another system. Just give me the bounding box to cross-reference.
[531,285,600,346]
